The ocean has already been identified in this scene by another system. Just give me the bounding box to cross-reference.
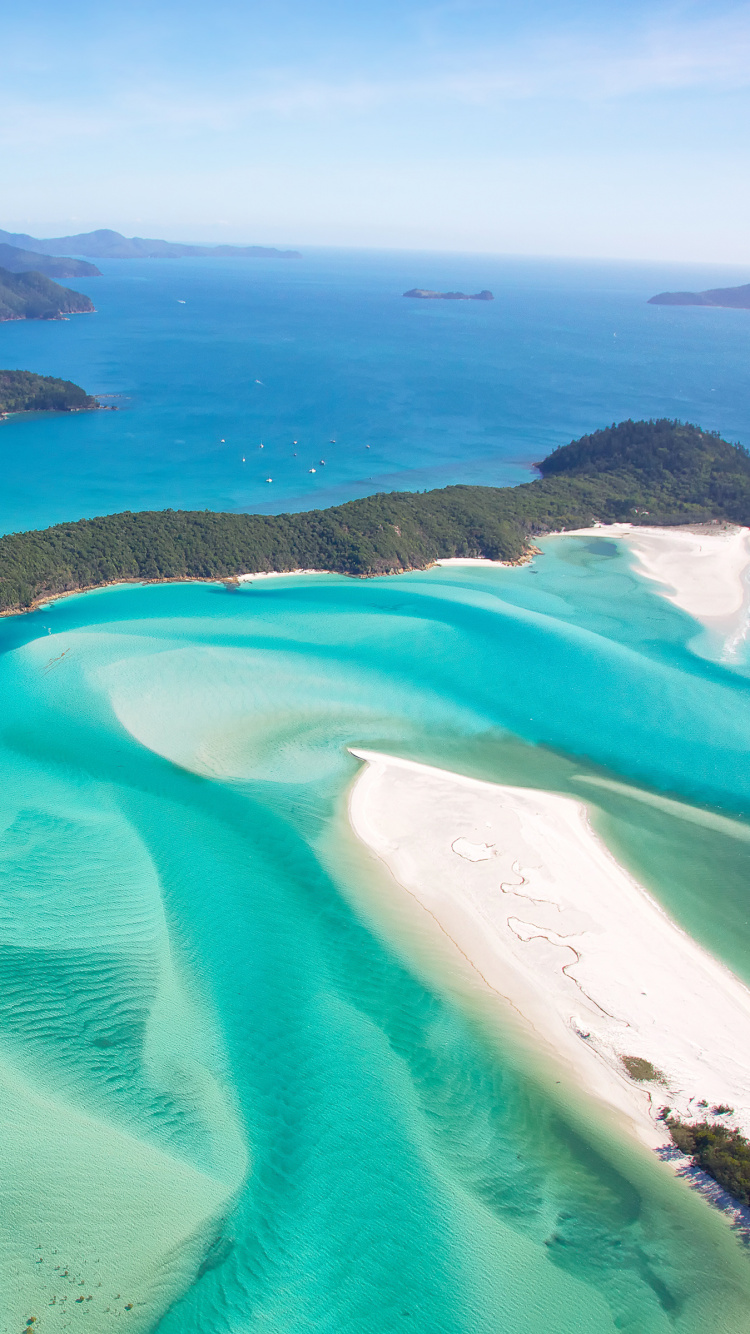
[1,252,750,1333]
[0,249,749,534]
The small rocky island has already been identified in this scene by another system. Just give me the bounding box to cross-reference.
[0,370,103,415]
[404,288,494,301]
[649,282,750,309]
[0,268,95,321]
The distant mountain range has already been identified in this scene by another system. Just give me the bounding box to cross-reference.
[0,228,300,260]
[649,283,750,309]
[0,268,95,321]
[0,243,100,279]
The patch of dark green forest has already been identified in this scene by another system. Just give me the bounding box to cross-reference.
[0,370,99,414]
[667,1118,750,1208]
[1,418,748,614]
[0,268,95,321]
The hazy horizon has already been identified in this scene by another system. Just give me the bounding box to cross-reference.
[3,229,750,276]
[4,0,749,265]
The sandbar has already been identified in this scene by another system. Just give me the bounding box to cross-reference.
[348,750,750,1151]
[550,523,750,636]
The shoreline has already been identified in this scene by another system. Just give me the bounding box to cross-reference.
[547,522,750,636]
[347,750,750,1162]
[0,568,337,618]
[4,519,747,625]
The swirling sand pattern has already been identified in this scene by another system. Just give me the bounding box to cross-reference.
[1,544,750,1331]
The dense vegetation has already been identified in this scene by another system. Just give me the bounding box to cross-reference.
[0,418,748,614]
[0,268,95,321]
[0,243,100,279]
[538,418,750,525]
[0,371,98,414]
[667,1118,750,1207]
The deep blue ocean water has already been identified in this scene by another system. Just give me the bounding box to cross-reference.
[0,249,749,534]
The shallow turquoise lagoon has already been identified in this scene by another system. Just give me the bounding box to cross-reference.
[2,539,750,1332]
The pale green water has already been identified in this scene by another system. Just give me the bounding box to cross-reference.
[1,538,750,1332]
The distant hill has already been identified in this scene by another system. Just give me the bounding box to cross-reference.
[0,370,98,414]
[648,283,750,309]
[0,228,300,260]
[0,268,95,321]
[537,418,750,523]
[404,288,494,300]
[0,244,100,279]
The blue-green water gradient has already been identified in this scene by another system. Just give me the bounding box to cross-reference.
[2,541,750,1331]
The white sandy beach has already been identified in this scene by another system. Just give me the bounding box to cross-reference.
[349,750,750,1152]
[552,523,750,637]
[237,568,330,581]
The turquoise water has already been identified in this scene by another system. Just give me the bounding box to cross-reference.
[2,540,750,1332]
[1,249,750,533]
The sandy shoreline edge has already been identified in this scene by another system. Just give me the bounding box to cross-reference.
[348,749,750,1221]
[440,522,750,640]
[6,520,749,630]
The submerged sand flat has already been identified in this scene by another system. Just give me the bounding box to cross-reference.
[349,751,750,1149]
[552,524,750,635]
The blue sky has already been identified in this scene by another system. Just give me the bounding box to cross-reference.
[3,0,749,260]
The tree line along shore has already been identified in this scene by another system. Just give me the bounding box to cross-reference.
[0,418,748,615]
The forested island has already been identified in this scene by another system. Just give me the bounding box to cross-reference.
[649,283,750,309]
[404,288,494,300]
[0,227,300,260]
[1,419,748,614]
[0,269,95,321]
[0,243,100,279]
[0,371,99,415]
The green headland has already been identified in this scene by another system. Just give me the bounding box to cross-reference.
[0,268,95,321]
[1,417,748,614]
[0,370,99,415]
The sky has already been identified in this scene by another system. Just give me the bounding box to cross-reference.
[3,0,749,261]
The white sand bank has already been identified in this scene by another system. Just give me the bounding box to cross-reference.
[237,568,330,582]
[551,524,750,635]
[349,750,750,1150]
